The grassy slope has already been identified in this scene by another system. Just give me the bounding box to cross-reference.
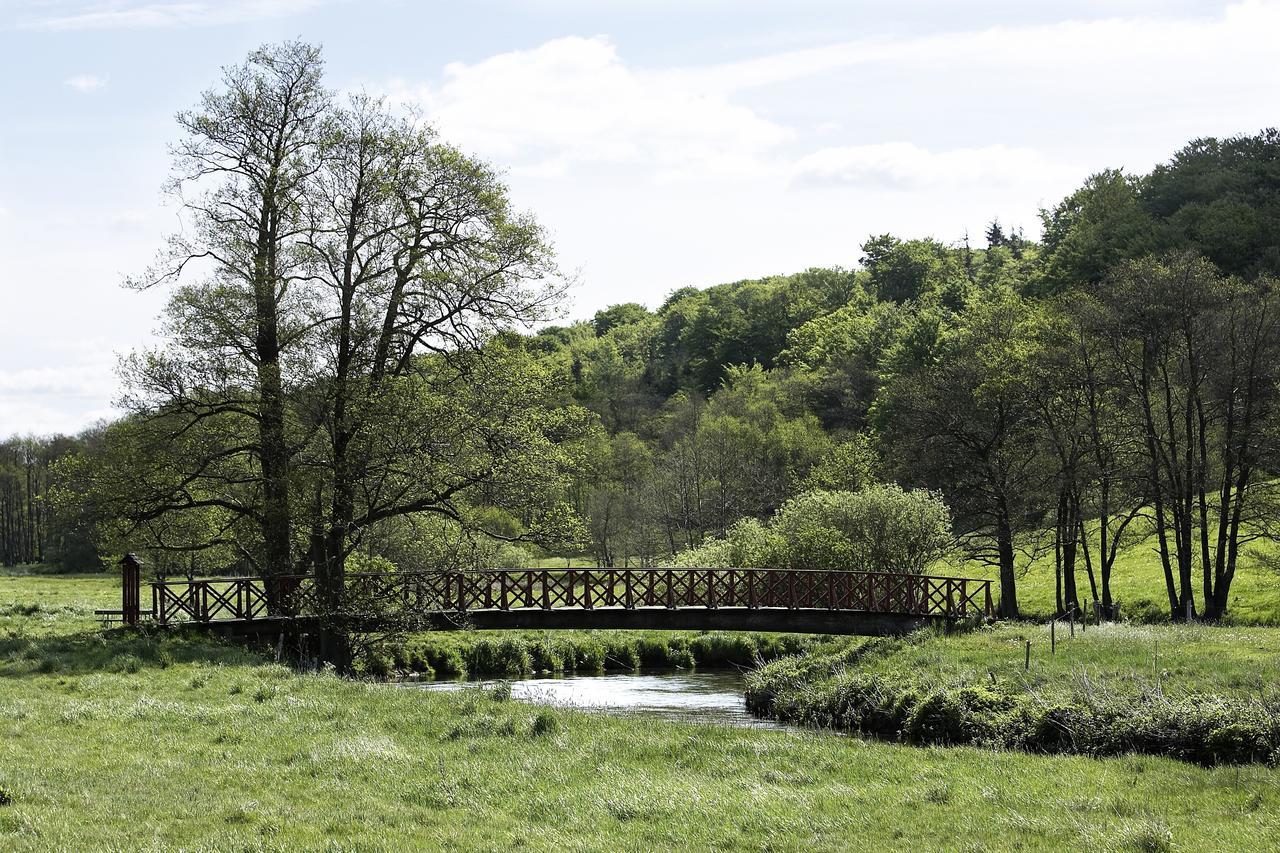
[861,622,1280,701]
[938,534,1280,625]
[0,573,1277,849]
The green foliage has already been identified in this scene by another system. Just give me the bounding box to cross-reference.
[676,485,952,574]
[1037,169,1155,293]
[356,629,825,679]
[1142,129,1280,277]
[860,234,970,307]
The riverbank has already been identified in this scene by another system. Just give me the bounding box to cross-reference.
[747,623,1280,765]
[358,628,828,679]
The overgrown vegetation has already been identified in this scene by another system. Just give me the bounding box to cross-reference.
[354,629,821,680]
[747,623,1280,765]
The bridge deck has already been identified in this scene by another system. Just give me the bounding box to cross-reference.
[131,568,992,636]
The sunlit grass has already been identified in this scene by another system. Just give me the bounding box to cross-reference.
[939,533,1280,624]
[2,571,1280,848]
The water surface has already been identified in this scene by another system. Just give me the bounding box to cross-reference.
[406,670,789,729]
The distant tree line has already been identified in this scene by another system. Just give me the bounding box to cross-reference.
[0,433,100,569]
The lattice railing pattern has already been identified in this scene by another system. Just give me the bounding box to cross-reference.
[151,568,993,625]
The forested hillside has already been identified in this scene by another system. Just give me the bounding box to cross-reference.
[519,129,1280,621]
[8,47,1280,627]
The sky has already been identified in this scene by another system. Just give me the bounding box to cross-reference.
[1,0,1278,436]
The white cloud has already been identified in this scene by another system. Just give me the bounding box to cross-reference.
[390,2,1279,190]
[392,36,792,181]
[0,364,117,397]
[683,0,1280,94]
[0,399,115,438]
[0,365,120,437]
[65,73,108,93]
[792,143,1067,191]
[22,0,333,30]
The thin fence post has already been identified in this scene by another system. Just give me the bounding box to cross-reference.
[121,553,142,626]
[1024,640,1031,671]
[1051,620,1056,654]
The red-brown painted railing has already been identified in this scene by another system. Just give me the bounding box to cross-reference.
[149,568,993,626]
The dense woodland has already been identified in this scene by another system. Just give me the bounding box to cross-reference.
[9,42,1280,628]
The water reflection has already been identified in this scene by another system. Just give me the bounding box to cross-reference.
[406,670,789,729]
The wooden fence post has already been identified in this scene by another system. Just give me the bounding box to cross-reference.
[121,553,142,626]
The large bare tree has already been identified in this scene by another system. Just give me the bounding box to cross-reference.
[125,41,330,578]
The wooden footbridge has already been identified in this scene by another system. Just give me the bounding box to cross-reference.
[113,563,993,636]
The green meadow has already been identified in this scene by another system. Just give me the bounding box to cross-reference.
[1,569,1279,850]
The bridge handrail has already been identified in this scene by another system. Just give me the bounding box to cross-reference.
[152,568,988,581]
[147,566,993,625]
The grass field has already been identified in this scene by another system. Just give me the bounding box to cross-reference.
[929,532,1280,625]
[2,570,1280,849]
[857,621,1280,701]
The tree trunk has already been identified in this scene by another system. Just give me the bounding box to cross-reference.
[996,503,1018,618]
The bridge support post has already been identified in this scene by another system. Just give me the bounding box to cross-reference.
[121,553,142,627]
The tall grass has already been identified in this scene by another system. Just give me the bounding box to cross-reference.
[747,624,1280,765]
[362,630,821,679]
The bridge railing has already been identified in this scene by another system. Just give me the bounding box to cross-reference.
[151,568,993,626]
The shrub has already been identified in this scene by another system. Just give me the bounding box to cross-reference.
[672,484,952,574]
[467,638,532,677]
[357,650,394,679]
[635,636,674,667]
[773,485,952,573]
[601,638,641,671]
[528,640,564,673]
[424,645,466,678]
[689,633,758,668]
[571,640,606,672]
[404,642,435,676]
[530,709,560,737]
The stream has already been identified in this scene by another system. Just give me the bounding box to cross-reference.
[404,670,791,729]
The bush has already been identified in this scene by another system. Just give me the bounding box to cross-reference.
[356,649,394,679]
[673,484,952,574]
[571,640,606,672]
[467,638,532,677]
[528,640,565,673]
[689,633,758,668]
[530,709,560,737]
[635,636,674,667]
[424,645,466,678]
[601,638,641,671]
[773,485,952,573]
